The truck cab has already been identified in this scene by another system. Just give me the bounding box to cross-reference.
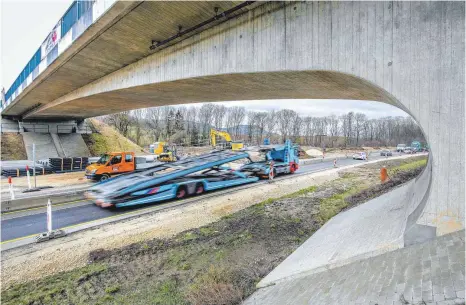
[86,152,136,181]
[240,139,299,178]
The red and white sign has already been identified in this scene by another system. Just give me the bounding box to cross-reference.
[41,22,61,59]
[8,176,15,200]
[26,165,32,189]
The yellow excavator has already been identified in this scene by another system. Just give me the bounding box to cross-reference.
[210,128,244,151]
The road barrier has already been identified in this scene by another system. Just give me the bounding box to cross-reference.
[1,189,85,213]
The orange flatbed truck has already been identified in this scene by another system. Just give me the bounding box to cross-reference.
[85,152,155,182]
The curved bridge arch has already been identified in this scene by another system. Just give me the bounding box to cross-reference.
[34,69,436,240]
[25,1,464,233]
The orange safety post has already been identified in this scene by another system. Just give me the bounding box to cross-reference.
[380,167,388,183]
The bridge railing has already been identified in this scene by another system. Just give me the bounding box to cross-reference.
[57,124,92,134]
[22,124,50,133]
[1,0,117,113]
[0,123,20,133]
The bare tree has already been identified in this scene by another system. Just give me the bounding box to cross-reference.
[302,116,313,145]
[212,105,227,129]
[328,115,339,137]
[255,112,268,144]
[161,106,176,139]
[226,106,246,137]
[291,113,303,143]
[105,105,425,150]
[130,109,145,145]
[265,110,276,141]
[354,113,367,146]
[277,109,295,142]
[106,111,131,137]
[146,107,162,141]
[247,111,257,144]
[198,103,216,137]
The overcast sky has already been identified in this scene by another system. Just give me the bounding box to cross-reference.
[1,0,73,89]
[1,0,408,119]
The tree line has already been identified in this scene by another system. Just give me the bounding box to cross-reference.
[100,103,425,148]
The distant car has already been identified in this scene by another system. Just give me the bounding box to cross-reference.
[404,147,414,154]
[380,150,392,156]
[352,152,367,160]
[396,144,407,152]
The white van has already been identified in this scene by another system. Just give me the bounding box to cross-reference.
[396,144,406,152]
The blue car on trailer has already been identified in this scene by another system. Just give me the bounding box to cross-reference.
[85,151,259,208]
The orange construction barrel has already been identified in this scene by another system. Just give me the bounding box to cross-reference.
[380,167,388,183]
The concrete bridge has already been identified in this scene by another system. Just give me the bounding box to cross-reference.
[2,0,464,296]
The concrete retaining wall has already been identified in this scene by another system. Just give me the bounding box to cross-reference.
[22,132,59,160]
[58,134,90,157]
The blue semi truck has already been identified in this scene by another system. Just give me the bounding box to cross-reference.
[240,140,299,179]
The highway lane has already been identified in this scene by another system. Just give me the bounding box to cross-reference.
[1,155,394,242]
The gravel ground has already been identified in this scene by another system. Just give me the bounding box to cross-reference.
[1,169,339,289]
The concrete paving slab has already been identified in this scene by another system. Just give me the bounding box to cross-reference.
[245,231,465,305]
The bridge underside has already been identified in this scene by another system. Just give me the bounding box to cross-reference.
[30,71,399,119]
[1,1,261,119]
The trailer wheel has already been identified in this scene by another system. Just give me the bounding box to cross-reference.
[195,183,204,195]
[100,174,110,182]
[176,186,187,199]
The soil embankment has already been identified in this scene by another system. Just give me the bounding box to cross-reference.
[82,119,146,156]
[1,133,27,160]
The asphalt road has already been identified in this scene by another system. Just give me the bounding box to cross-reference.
[1,155,393,242]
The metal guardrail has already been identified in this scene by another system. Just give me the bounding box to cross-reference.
[57,125,76,133]
[0,123,92,134]
[56,124,92,133]
[0,123,20,133]
[22,124,50,133]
